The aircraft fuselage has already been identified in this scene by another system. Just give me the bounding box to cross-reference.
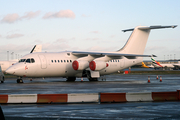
[9,52,141,78]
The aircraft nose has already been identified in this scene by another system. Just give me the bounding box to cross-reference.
[5,67,15,75]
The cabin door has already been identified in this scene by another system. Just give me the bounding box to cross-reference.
[38,55,47,69]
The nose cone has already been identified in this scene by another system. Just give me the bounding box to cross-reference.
[5,67,16,75]
[5,63,26,76]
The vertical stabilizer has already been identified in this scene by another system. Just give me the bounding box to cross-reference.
[118,25,177,55]
[30,45,42,53]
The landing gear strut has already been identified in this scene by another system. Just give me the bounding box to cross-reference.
[17,77,23,83]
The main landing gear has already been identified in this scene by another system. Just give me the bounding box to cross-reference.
[86,70,98,81]
[17,77,23,83]
[1,77,4,83]
[88,77,98,81]
[66,77,76,82]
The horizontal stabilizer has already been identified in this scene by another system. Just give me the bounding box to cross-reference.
[122,25,177,32]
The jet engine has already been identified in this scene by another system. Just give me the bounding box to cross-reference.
[72,60,89,70]
[89,61,108,71]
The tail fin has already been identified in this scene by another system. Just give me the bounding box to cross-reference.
[151,56,163,67]
[30,45,42,53]
[118,25,177,54]
[141,62,150,68]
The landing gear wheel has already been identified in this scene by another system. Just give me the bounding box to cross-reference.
[1,77,4,83]
[66,77,76,82]
[89,78,98,81]
[17,79,23,83]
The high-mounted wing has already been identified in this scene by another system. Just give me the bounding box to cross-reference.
[72,51,156,58]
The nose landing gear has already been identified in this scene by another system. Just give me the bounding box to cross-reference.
[17,77,23,83]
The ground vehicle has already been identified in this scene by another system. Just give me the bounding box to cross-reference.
[0,66,5,83]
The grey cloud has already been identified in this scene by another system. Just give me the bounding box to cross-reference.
[21,11,41,20]
[6,34,24,39]
[43,10,75,19]
[1,11,41,23]
[1,13,19,23]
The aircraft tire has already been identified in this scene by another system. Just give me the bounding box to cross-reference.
[17,79,23,83]
[66,77,76,82]
[88,78,98,81]
[1,77,4,83]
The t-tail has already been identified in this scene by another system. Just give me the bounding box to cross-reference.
[118,25,177,55]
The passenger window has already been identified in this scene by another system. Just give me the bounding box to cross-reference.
[70,60,72,62]
[58,60,60,63]
[61,60,63,63]
[64,60,66,62]
[67,60,69,62]
[52,60,53,63]
[55,60,56,63]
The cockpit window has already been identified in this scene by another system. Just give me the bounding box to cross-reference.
[26,59,31,63]
[19,59,26,62]
[31,58,35,63]
[19,58,35,63]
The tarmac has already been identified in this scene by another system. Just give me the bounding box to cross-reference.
[1,73,180,119]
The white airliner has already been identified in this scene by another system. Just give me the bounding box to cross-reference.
[151,56,180,70]
[0,45,42,73]
[5,25,177,83]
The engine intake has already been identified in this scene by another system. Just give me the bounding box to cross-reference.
[72,60,89,70]
[89,61,108,71]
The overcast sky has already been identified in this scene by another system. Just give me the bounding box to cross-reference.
[0,0,179,61]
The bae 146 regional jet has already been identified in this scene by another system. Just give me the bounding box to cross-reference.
[5,25,177,83]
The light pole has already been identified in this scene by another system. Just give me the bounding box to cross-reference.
[174,54,176,60]
[11,52,14,60]
[7,51,9,61]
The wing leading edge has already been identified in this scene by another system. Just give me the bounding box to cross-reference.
[72,51,156,58]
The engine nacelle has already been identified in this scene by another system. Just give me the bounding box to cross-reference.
[89,61,109,71]
[72,60,89,70]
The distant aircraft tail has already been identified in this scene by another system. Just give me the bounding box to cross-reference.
[118,25,177,55]
[151,56,163,67]
[141,62,150,68]
[30,45,42,53]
